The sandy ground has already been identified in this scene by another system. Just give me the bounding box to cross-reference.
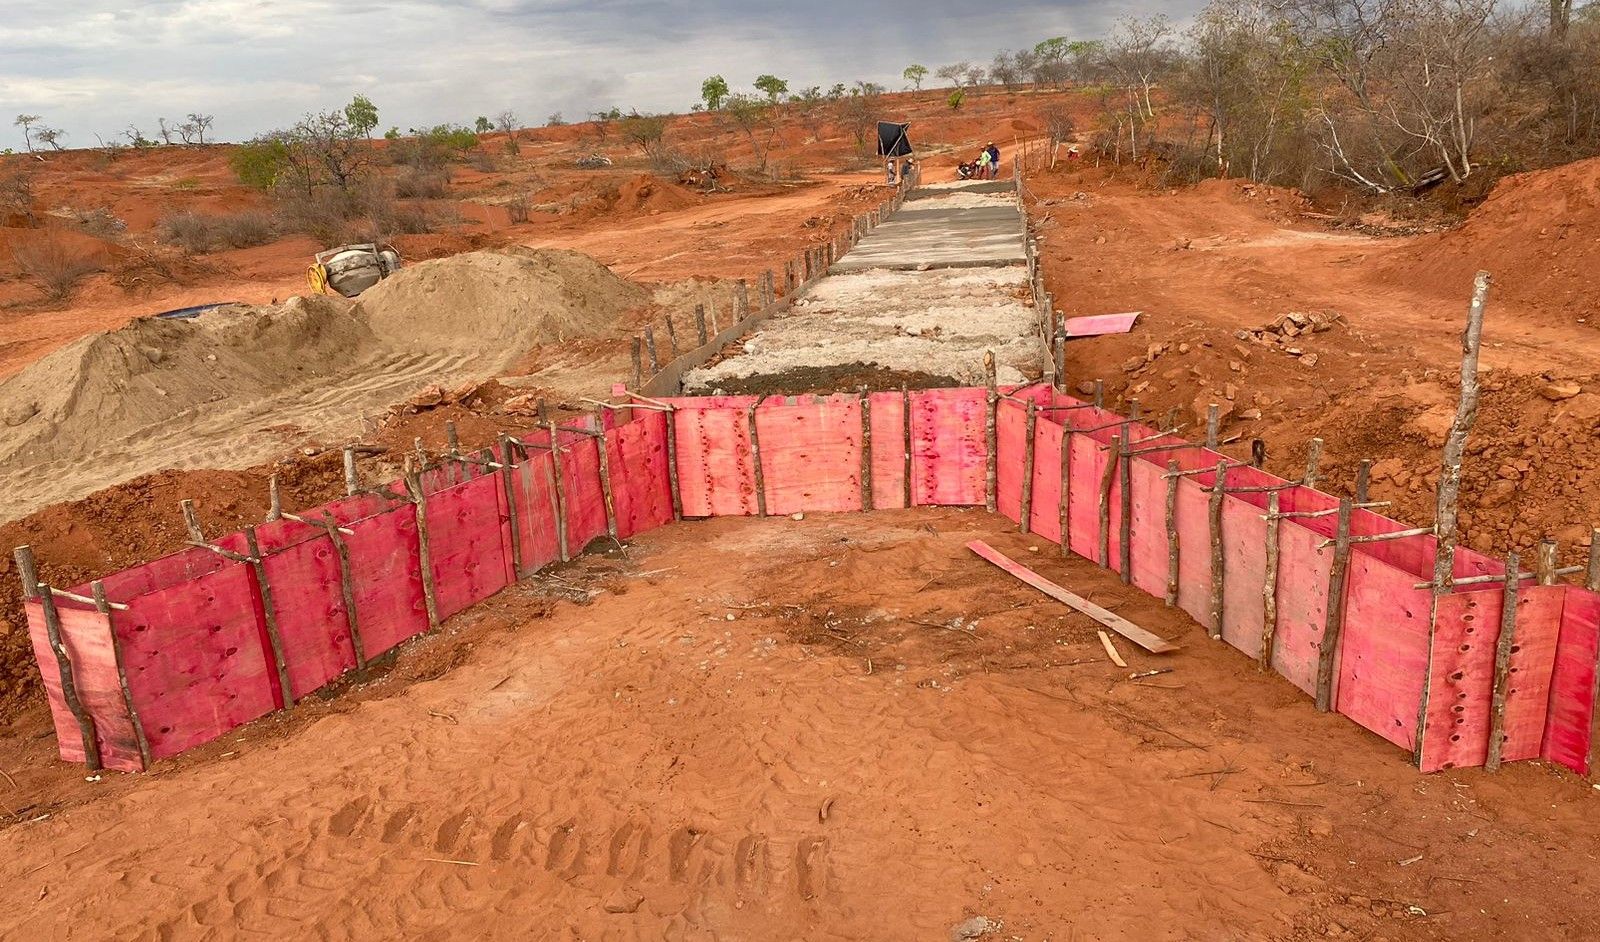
[2,510,1596,939]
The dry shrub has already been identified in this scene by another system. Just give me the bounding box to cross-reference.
[505,195,531,224]
[275,183,452,244]
[158,210,277,253]
[13,234,104,301]
[394,167,451,199]
[468,150,496,172]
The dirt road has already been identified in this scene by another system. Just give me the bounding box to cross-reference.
[2,511,1595,940]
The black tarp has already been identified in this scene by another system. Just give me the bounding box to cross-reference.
[876,121,912,157]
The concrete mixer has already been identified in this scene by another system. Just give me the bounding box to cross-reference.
[308,243,401,297]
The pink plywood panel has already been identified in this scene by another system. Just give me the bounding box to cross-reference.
[1065,433,1113,563]
[259,535,359,698]
[1218,496,1269,659]
[995,398,1027,525]
[118,563,279,761]
[1498,586,1564,764]
[674,405,758,517]
[342,507,429,657]
[612,411,674,539]
[756,397,864,515]
[1543,588,1600,773]
[1063,312,1140,337]
[1337,553,1432,751]
[867,391,910,509]
[1419,588,1501,772]
[1270,522,1334,694]
[425,474,513,622]
[1126,457,1169,598]
[911,387,986,507]
[509,451,561,572]
[92,547,228,605]
[1027,419,1066,542]
[557,426,610,555]
[26,600,145,771]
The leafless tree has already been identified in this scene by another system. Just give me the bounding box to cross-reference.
[496,110,521,154]
[935,62,970,87]
[13,114,41,152]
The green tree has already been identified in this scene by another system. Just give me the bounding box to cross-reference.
[474,116,492,134]
[754,74,789,103]
[721,94,780,171]
[344,94,379,139]
[619,110,670,154]
[229,136,292,191]
[903,64,929,90]
[701,75,730,111]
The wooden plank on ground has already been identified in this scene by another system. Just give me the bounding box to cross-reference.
[966,539,1180,654]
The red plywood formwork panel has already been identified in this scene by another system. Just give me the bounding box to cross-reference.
[25,599,144,771]
[341,506,430,657]
[612,411,675,539]
[425,473,514,622]
[995,398,1027,526]
[911,388,986,507]
[1543,587,1600,774]
[117,563,280,761]
[1419,588,1502,772]
[1126,457,1169,598]
[1218,495,1269,659]
[1337,552,1433,751]
[1027,418,1066,542]
[259,535,359,698]
[673,403,758,517]
[1498,586,1564,764]
[1270,522,1335,695]
[1173,477,1212,630]
[1065,433,1113,564]
[509,450,561,574]
[557,426,610,556]
[92,547,227,605]
[867,391,910,509]
[756,396,865,515]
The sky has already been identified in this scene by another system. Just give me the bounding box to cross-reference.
[2,0,1201,148]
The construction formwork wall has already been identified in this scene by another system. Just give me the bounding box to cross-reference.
[25,384,1600,776]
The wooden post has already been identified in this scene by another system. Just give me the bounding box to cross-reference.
[663,407,683,520]
[544,422,570,562]
[1417,271,1490,761]
[1053,336,1065,390]
[500,436,525,578]
[859,393,874,512]
[1208,462,1228,640]
[747,402,768,517]
[1355,459,1372,503]
[694,304,708,346]
[1165,459,1180,606]
[592,414,619,542]
[15,546,101,771]
[1118,437,1133,584]
[984,351,998,513]
[1485,550,1520,771]
[343,445,359,496]
[1303,438,1324,489]
[902,384,914,509]
[181,499,205,544]
[664,314,679,358]
[1205,404,1220,449]
[1587,528,1600,592]
[736,279,749,317]
[1259,491,1281,671]
[644,326,660,372]
[1059,430,1073,558]
[243,527,294,709]
[1316,498,1355,712]
[1019,400,1037,533]
[403,461,443,626]
[1250,439,1266,468]
[313,512,366,670]
[1093,380,1103,409]
[91,580,151,770]
[267,474,283,522]
[708,300,720,336]
[1098,435,1120,567]
[631,336,643,389]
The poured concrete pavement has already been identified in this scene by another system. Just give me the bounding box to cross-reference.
[830,181,1027,272]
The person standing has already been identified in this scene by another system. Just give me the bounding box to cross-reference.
[976,147,993,180]
[985,142,1001,178]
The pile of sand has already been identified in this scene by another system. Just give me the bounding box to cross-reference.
[358,246,648,355]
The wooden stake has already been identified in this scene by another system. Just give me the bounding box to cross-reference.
[1208,462,1228,640]
[1303,438,1324,488]
[984,352,998,513]
[694,304,708,346]
[1118,435,1133,584]
[644,327,660,372]
[1316,498,1354,712]
[631,336,643,389]
[544,422,570,562]
[1098,631,1128,669]
[1059,429,1073,557]
[664,314,679,358]
[267,475,283,522]
[747,402,768,517]
[403,462,442,626]
[1019,400,1037,533]
[1053,336,1065,390]
[1486,551,1520,771]
[343,445,359,496]
[313,511,366,670]
[1259,491,1281,671]
[1098,435,1120,567]
[1205,404,1220,449]
[243,527,294,709]
[902,384,914,509]
[1355,459,1372,503]
[664,407,683,520]
[1537,539,1559,585]
[1165,459,1180,606]
[500,437,525,577]
[1093,380,1104,409]
[181,499,204,544]
[736,279,749,317]
[15,546,101,771]
[91,580,151,770]
[859,393,874,512]
[1250,439,1266,468]
[592,414,619,542]
[1416,271,1490,761]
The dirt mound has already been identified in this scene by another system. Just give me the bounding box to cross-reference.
[1382,157,1600,311]
[357,246,647,357]
[615,173,701,214]
[0,294,369,467]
